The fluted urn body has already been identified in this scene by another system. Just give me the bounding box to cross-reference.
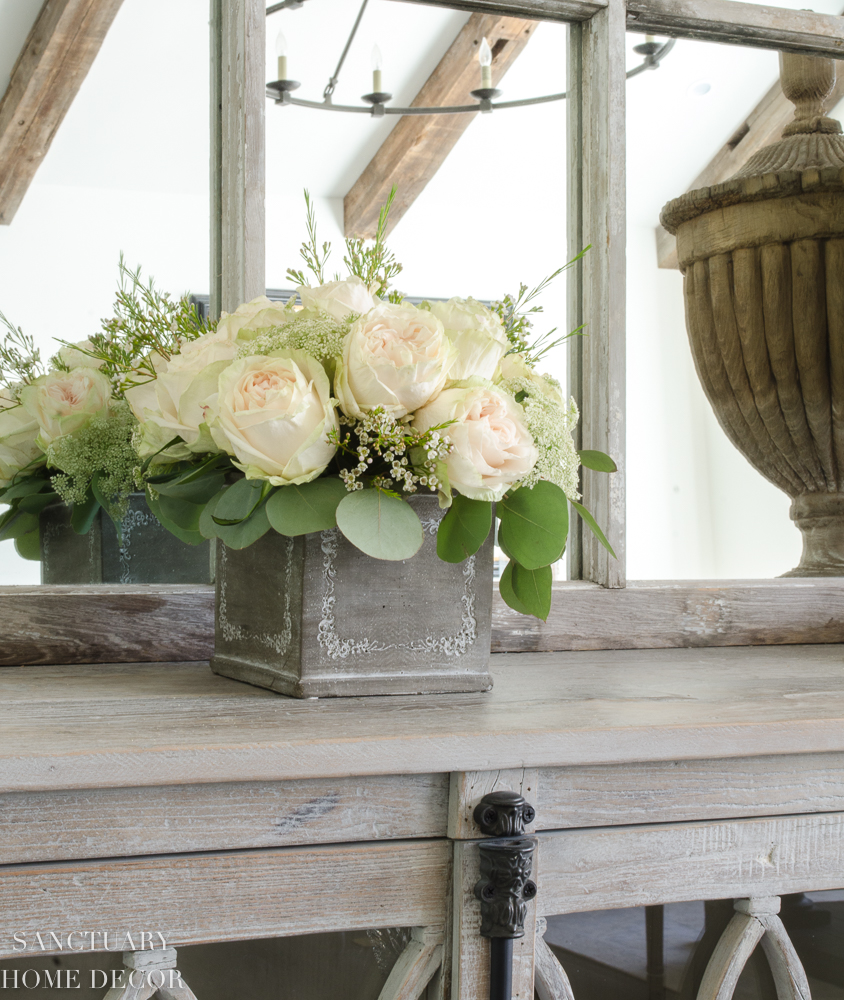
[661,53,844,576]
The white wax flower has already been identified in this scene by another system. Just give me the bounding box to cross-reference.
[211,351,338,486]
[412,380,538,501]
[428,297,508,381]
[19,368,112,449]
[298,277,379,322]
[336,302,456,419]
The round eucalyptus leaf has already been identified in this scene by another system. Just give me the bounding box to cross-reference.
[336,489,424,561]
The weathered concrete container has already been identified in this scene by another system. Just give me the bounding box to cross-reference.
[40,492,215,585]
[210,494,494,698]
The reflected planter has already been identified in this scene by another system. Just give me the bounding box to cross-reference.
[661,52,844,576]
[210,493,495,698]
[40,492,216,585]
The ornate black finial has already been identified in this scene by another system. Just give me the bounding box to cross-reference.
[473,790,536,837]
[474,838,537,939]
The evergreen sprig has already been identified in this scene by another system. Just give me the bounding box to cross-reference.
[0,310,45,398]
[286,190,332,287]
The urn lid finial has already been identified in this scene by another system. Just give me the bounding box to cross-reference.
[779,51,841,137]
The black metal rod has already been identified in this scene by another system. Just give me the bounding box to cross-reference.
[489,937,513,1000]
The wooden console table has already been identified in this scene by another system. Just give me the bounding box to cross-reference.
[2,644,843,999]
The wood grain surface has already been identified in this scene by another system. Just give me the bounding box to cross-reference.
[2,646,844,791]
[0,0,124,225]
[401,0,605,21]
[0,839,450,959]
[536,811,844,915]
[0,773,448,864]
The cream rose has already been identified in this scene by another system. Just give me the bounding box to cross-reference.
[216,295,292,343]
[412,380,538,501]
[124,328,241,459]
[210,351,337,486]
[336,303,456,419]
[497,352,564,404]
[19,368,112,448]
[0,394,42,488]
[56,339,104,370]
[429,297,508,381]
[298,277,379,322]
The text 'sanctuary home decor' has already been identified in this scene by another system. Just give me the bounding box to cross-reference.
[0,262,215,584]
[108,194,615,697]
[661,52,844,577]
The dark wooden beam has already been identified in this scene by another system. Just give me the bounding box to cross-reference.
[0,0,124,225]
[344,13,535,238]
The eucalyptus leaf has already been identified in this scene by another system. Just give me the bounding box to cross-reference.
[16,491,59,515]
[154,472,227,505]
[14,527,41,561]
[214,502,272,549]
[1,478,50,502]
[157,492,205,533]
[336,488,424,561]
[198,489,227,539]
[498,481,568,570]
[571,499,616,558]
[146,489,206,546]
[437,495,492,563]
[266,478,348,536]
[212,478,269,525]
[578,450,618,473]
[499,560,552,621]
[0,509,38,542]
[70,489,100,535]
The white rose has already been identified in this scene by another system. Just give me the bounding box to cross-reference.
[0,401,43,488]
[211,351,338,486]
[124,329,240,459]
[429,297,508,381]
[56,339,104,370]
[336,303,456,419]
[497,352,564,404]
[216,295,292,343]
[19,368,112,448]
[412,380,538,501]
[298,277,379,322]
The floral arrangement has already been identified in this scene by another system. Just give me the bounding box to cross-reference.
[0,196,615,620]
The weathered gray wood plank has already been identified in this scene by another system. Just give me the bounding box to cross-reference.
[3,646,844,790]
[537,812,844,915]
[0,773,448,864]
[0,585,214,665]
[627,0,844,59]
[0,839,450,959]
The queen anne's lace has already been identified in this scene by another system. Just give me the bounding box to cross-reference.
[502,375,581,499]
[236,313,349,363]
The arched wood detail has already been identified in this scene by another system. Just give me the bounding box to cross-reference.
[376,926,443,1000]
[696,897,811,1000]
[534,917,576,1000]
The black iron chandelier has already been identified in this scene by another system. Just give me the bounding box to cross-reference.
[265,0,675,116]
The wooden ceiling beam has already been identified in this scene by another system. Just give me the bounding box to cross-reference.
[657,43,844,268]
[0,0,124,226]
[344,13,535,239]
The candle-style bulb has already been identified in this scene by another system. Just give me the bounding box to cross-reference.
[276,30,288,80]
[372,44,383,93]
[479,36,492,89]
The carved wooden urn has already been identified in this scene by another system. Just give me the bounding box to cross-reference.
[661,53,844,576]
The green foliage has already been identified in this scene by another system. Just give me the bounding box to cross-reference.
[0,473,55,561]
[490,246,590,364]
[54,255,212,393]
[14,527,41,560]
[0,310,44,398]
[499,561,552,621]
[266,478,348,536]
[212,477,270,525]
[578,449,618,473]
[437,496,493,563]
[286,190,332,286]
[343,187,403,294]
[335,487,424,561]
[70,487,100,535]
[571,499,616,557]
[498,481,568,570]
[199,488,271,548]
[145,488,206,546]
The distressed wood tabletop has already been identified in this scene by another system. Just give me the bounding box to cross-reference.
[1,646,844,793]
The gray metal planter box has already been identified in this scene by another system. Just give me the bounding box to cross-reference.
[210,494,494,698]
[40,492,215,585]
